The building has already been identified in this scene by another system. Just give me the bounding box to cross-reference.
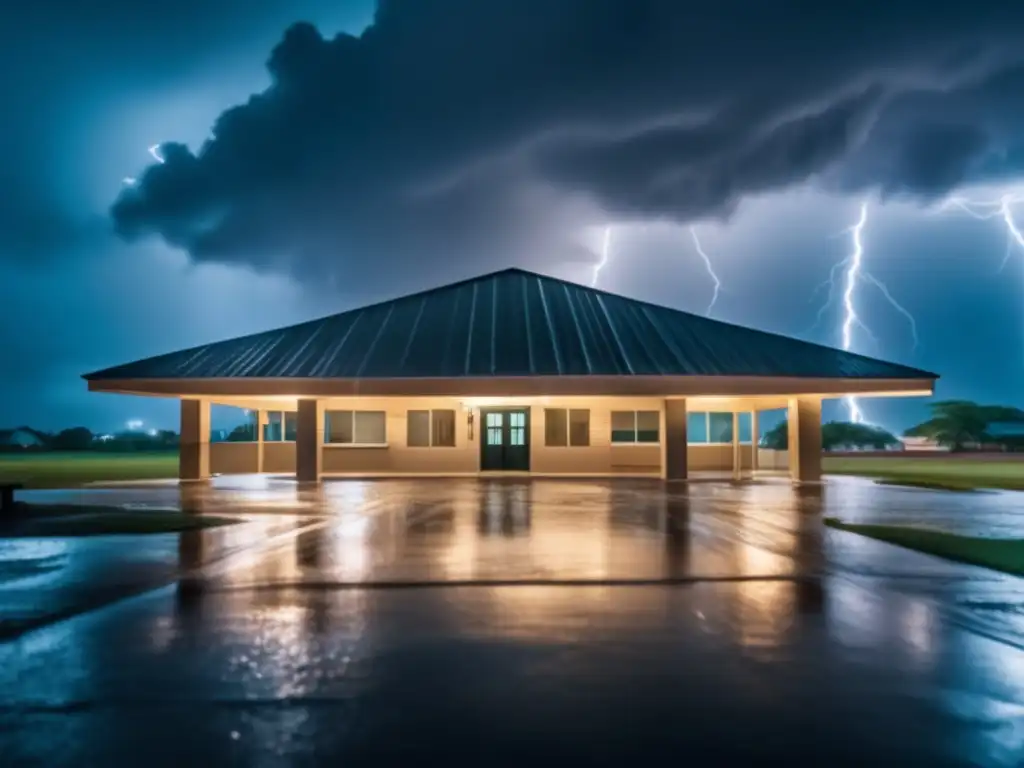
[898,435,948,452]
[83,267,937,483]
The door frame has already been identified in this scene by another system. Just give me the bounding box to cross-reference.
[478,406,531,472]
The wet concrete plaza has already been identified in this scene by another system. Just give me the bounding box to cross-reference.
[3,476,1024,765]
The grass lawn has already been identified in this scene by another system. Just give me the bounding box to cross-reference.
[822,456,1024,491]
[0,451,178,488]
[825,517,1024,576]
[2,506,239,537]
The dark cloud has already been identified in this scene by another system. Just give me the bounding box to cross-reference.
[105,1,1024,288]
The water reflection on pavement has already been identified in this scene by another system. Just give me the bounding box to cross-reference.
[2,475,1024,765]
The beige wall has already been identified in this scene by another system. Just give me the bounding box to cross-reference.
[758,449,790,471]
[208,395,761,477]
[210,442,259,475]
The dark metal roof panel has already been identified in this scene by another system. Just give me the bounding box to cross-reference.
[84,267,937,381]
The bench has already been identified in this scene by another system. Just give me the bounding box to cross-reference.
[0,483,23,514]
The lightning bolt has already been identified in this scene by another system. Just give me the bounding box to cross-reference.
[148,144,166,164]
[812,201,918,424]
[937,192,1024,271]
[689,226,721,316]
[591,226,612,287]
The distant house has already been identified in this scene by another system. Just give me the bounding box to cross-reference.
[0,427,47,450]
[899,436,948,452]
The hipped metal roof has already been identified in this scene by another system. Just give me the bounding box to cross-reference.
[84,267,936,382]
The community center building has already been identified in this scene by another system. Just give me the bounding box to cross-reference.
[84,267,936,483]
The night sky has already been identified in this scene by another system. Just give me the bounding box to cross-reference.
[3,1,1024,434]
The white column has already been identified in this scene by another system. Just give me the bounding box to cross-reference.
[732,411,741,481]
[255,410,265,473]
[750,410,759,472]
[179,399,210,481]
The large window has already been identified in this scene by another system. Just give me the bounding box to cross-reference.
[544,408,590,447]
[686,412,753,444]
[611,410,660,444]
[407,409,456,447]
[325,410,387,445]
[262,411,297,441]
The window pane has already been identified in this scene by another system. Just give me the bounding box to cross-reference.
[708,412,733,443]
[325,411,352,444]
[432,410,456,447]
[738,412,752,444]
[636,411,660,443]
[545,409,567,447]
[611,411,636,443]
[687,412,708,443]
[284,412,298,441]
[569,409,590,447]
[354,411,386,444]
[263,412,283,442]
[407,410,430,447]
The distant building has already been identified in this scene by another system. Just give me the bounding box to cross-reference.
[899,436,948,452]
[83,267,938,483]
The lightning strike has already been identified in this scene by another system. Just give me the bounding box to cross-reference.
[591,226,612,287]
[689,226,721,316]
[148,144,165,164]
[937,192,1024,271]
[813,201,918,424]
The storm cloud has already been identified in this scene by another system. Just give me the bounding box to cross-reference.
[111,1,1024,288]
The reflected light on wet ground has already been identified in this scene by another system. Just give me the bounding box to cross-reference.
[5,476,1024,764]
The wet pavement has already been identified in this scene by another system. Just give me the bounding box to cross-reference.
[2,476,1024,765]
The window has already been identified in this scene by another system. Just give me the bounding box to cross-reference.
[569,409,590,447]
[284,412,298,441]
[407,409,456,447]
[432,410,456,447]
[611,410,660,444]
[263,412,283,442]
[509,411,526,446]
[687,412,709,443]
[687,412,754,444]
[544,408,590,447]
[544,409,567,446]
[325,410,387,445]
[708,412,733,443]
[486,412,503,445]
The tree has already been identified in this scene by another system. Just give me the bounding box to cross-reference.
[821,421,898,450]
[226,423,257,442]
[51,426,94,451]
[903,400,1020,451]
[761,420,898,451]
[762,421,788,450]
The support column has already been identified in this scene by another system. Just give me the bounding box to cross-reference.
[732,411,741,481]
[255,410,265,473]
[787,397,822,483]
[179,398,210,481]
[295,399,324,483]
[750,410,759,472]
[663,398,688,481]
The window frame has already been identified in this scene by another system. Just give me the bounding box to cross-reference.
[406,409,457,448]
[685,412,754,445]
[610,410,661,445]
[324,409,388,446]
[543,408,590,447]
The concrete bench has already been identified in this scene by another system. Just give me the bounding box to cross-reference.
[0,483,23,514]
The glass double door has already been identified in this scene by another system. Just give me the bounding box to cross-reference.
[479,407,530,471]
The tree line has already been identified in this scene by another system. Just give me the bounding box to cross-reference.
[762,400,1024,452]
[0,426,179,453]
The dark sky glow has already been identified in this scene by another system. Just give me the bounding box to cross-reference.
[3,1,1024,433]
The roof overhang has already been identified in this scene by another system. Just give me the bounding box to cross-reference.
[87,375,935,400]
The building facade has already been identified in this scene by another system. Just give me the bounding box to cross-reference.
[84,268,937,483]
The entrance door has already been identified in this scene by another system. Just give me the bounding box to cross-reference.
[479,407,530,471]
